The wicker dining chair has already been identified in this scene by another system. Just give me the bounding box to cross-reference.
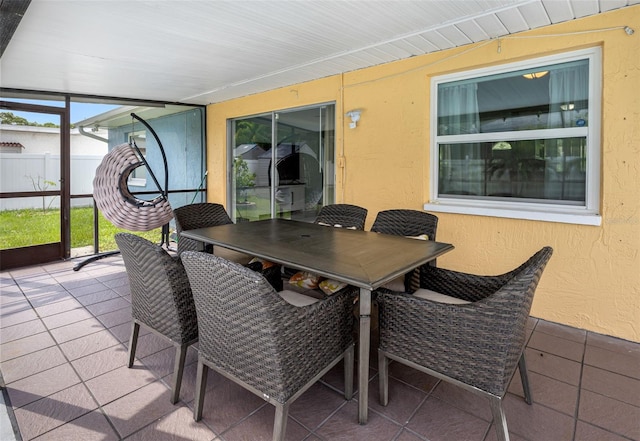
[181,251,357,441]
[173,202,233,255]
[377,247,553,441]
[371,209,439,291]
[173,202,283,290]
[115,233,198,404]
[314,204,368,230]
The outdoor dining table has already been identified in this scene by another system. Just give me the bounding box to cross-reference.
[180,218,454,424]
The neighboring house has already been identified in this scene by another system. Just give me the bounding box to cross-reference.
[207,8,640,343]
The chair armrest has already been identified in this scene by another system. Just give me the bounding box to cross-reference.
[418,264,513,302]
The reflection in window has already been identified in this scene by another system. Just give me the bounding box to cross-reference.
[432,48,599,217]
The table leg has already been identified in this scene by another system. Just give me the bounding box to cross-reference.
[358,287,371,424]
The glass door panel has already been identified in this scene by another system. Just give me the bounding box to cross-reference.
[230,104,335,223]
[0,107,65,269]
[232,114,273,222]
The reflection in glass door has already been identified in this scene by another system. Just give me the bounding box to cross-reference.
[230,104,335,222]
[0,104,67,269]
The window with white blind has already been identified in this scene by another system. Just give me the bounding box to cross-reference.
[426,48,601,225]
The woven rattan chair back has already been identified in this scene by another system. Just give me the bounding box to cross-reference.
[115,232,198,404]
[181,251,356,441]
[377,246,553,441]
[314,204,368,230]
[371,209,438,240]
[173,203,233,254]
[371,209,439,290]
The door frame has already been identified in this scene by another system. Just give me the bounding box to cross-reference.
[0,99,70,270]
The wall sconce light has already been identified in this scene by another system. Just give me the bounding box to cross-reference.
[560,103,575,111]
[522,71,549,79]
[345,109,362,129]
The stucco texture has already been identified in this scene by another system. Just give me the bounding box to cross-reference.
[207,7,640,342]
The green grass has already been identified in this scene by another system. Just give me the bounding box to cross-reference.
[0,207,161,251]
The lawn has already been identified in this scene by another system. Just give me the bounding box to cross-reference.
[0,207,162,251]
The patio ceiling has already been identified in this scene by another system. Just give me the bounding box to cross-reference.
[1,0,637,106]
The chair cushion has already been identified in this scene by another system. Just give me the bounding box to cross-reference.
[413,288,471,305]
[319,278,348,295]
[317,221,357,230]
[289,271,322,289]
[278,290,321,307]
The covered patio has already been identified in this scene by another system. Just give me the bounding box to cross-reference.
[2,1,640,440]
[1,256,638,441]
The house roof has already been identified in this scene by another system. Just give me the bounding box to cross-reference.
[0,0,637,106]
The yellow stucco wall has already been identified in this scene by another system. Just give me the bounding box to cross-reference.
[207,7,640,342]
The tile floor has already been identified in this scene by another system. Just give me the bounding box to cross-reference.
[1,255,639,441]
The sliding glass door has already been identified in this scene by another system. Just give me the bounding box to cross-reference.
[230,104,335,222]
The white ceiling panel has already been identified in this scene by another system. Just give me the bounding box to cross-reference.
[540,0,574,23]
[0,0,636,105]
[600,0,629,12]
[496,7,531,33]
[454,20,493,42]
[572,0,602,18]
[474,14,511,38]
[437,25,476,46]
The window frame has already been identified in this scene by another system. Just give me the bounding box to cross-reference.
[425,47,602,226]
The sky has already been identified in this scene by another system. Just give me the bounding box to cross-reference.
[2,99,118,125]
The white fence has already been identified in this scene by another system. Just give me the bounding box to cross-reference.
[0,153,104,210]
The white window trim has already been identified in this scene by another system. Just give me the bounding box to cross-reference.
[427,47,602,226]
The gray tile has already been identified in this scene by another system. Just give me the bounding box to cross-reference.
[84,297,131,316]
[49,316,106,344]
[71,344,130,381]
[501,393,575,441]
[41,307,94,330]
[34,410,119,441]
[508,369,579,416]
[13,383,98,440]
[84,362,158,406]
[581,365,640,407]
[524,347,582,386]
[535,320,587,344]
[125,406,217,441]
[0,319,47,344]
[5,363,81,409]
[430,380,492,421]
[101,380,177,438]
[220,402,310,441]
[290,382,351,430]
[197,370,266,434]
[528,330,585,362]
[574,420,633,441]
[0,331,56,363]
[407,396,488,441]
[75,288,121,306]
[584,344,640,380]
[95,306,132,328]
[586,332,640,356]
[315,400,402,441]
[578,389,640,440]
[369,375,428,425]
[0,346,67,384]
[59,328,121,361]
